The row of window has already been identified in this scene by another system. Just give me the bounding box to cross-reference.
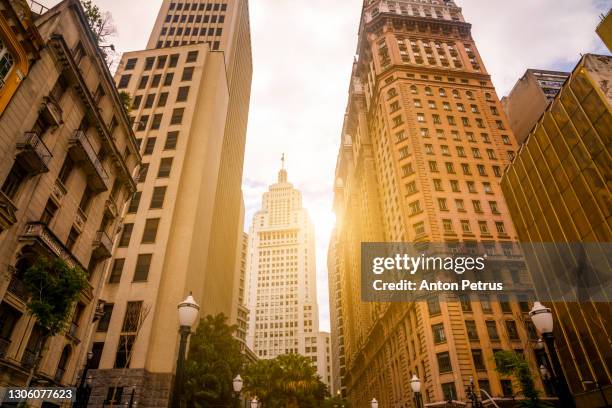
[125,52,196,71]
[118,64,195,90]
[164,13,225,24]
[396,128,511,146]
[108,253,153,283]
[410,218,507,237]
[407,99,499,116]
[161,25,223,37]
[411,112,505,130]
[403,161,503,179]
[168,2,227,12]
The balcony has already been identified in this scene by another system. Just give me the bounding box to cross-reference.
[0,190,17,232]
[105,198,118,219]
[69,130,110,192]
[20,222,81,269]
[92,230,113,259]
[0,338,10,358]
[40,96,63,127]
[16,132,52,175]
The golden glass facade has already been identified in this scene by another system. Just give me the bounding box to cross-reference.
[501,53,612,408]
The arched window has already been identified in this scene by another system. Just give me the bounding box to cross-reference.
[439,88,447,97]
[388,88,398,98]
[410,85,418,94]
[0,38,15,86]
[55,345,71,383]
[466,91,474,100]
[452,89,460,98]
[425,87,432,96]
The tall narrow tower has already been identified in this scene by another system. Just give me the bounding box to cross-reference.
[86,1,252,406]
[245,163,330,388]
[331,0,545,406]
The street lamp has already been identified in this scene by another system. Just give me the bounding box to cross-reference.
[529,302,575,407]
[371,398,379,408]
[410,375,423,408]
[75,351,94,407]
[466,376,482,408]
[170,293,200,408]
[535,338,545,350]
[250,397,259,408]
[233,374,243,408]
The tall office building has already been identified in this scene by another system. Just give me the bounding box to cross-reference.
[501,69,569,145]
[501,53,612,408]
[87,1,252,406]
[330,1,545,406]
[327,229,345,397]
[245,164,330,389]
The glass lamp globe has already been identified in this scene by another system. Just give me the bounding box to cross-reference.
[251,397,259,408]
[371,398,379,408]
[233,374,243,393]
[410,374,421,393]
[529,302,553,334]
[177,293,200,327]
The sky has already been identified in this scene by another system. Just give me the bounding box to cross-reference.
[44,0,610,332]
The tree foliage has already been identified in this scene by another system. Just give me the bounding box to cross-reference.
[80,0,117,65]
[119,91,132,114]
[322,395,350,408]
[23,257,88,336]
[244,353,328,408]
[494,350,553,408]
[183,314,246,407]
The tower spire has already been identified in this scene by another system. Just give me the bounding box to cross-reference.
[278,153,288,182]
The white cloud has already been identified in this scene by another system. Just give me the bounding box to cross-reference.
[42,0,610,332]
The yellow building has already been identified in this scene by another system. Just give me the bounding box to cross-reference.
[0,0,44,115]
[0,0,139,393]
[330,1,547,406]
[86,0,252,406]
[501,53,612,408]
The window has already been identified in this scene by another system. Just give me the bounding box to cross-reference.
[132,94,143,109]
[97,303,114,332]
[125,58,137,70]
[169,54,179,67]
[413,221,425,236]
[66,227,80,250]
[465,320,479,340]
[433,179,443,191]
[502,135,511,145]
[133,254,152,281]
[158,132,177,153]
[501,380,513,397]
[150,114,163,130]
[144,57,154,70]
[114,336,134,368]
[442,219,453,232]
[480,294,492,312]
[141,219,160,244]
[442,383,457,401]
[79,186,95,213]
[461,220,471,233]
[425,144,434,154]
[138,76,149,89]
[496,120,505,130]
[496,221,506,234]
[137,115,149,131]
[478,221,489,234]
[163,73,174,86]
[118,74,131,88]
[138,163,149,183]
[186,51,198,63]
[427,297,441,315]
[460,294,472,311]
[417,113,425,123]
[506,320,519,340]
[455,199,465,211]
[472,349,485,370]
[409,200,421,215]
[158,92,169,107]
[438,198,448,210]
[461,163,471,175]
[150,186,167,209]
[40,199,59,225]
[176,86,190,102]
[151,74,161,87]
[182,67,194,81]
[450,180,460,192]
[428,161,438,172]
[171,108,184,125]
[467,181,477,193]
[157,157,173,178]
[437,352,452,373]
[109,259,125,283]
[445,162,455,174]
[432,114,441,124]
[128,192,141,213]
[432,323,446,343]
[144,138,156,155]
[396,131,406,142]
[156,55,167,69]
[406,181,417,195]
[118,224,134,247]
[57,156,75,186]
[486,320,499,340]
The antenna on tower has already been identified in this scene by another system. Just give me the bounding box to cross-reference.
[281,153,285,170]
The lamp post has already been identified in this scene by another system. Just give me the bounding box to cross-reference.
[170,293,200,408]
[529,302,575,408]
[410,375,423,408]
[74,351,94,408]
[371,398,379,408]
[250,397,259,408]
[233,374,244,408]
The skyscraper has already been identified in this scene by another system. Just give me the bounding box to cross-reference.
[330,0,545,405]
[87,1,252,406]
[245,163,330,389]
